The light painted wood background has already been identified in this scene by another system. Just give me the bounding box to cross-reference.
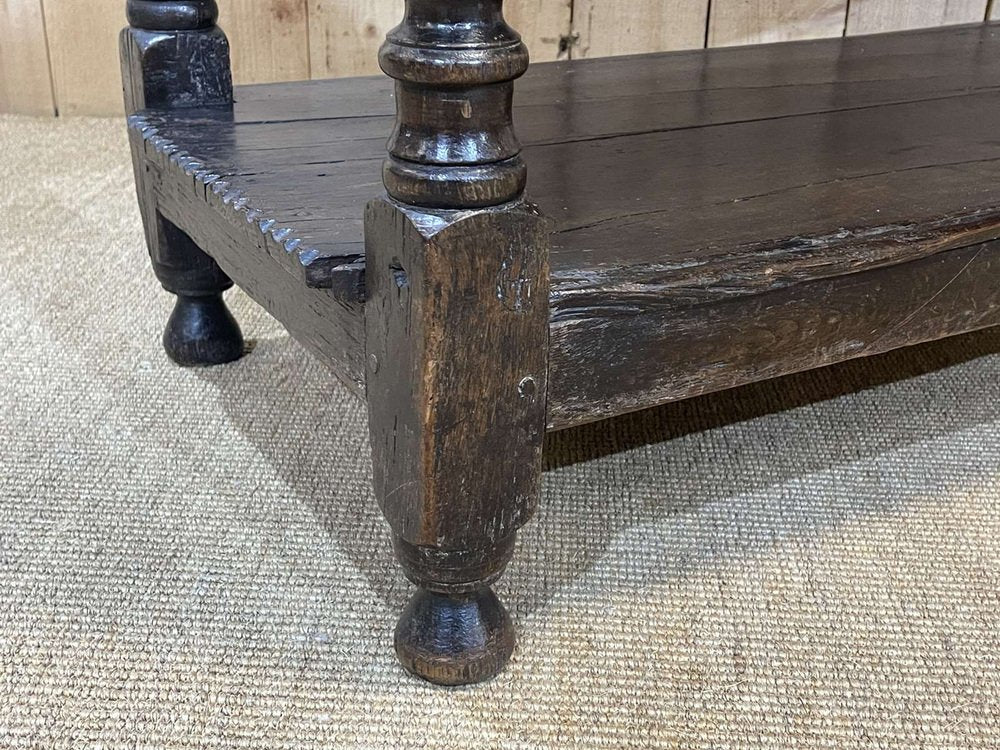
[1,0,997,117]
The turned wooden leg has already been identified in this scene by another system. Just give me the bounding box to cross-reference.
[161,294,241,366]
[366,1,548,684]
[120,0,243,366]
[153,218,243,366]
[392,537,517,685]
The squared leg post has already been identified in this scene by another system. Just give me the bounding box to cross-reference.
[366,0,550,685]
[365,200,549,685]
[121,0,243,366]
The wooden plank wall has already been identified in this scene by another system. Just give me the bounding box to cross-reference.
[1,0,996,116]
[0,0,55,116]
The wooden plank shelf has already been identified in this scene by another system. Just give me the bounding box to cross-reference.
[131,22,1000,429]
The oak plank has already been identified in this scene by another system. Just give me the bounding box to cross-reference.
[508,0,573,62]
[306,0,570,80]
[0,0,54,115]
[222,23,999,124]
[43,0,123,116]
[146,97,1000,431]
[218,0,311,84]
[306,0,395,79]
[572,0,708,58]
[847,0,988,34]
[708,0,848,46]
[548,240,1000,427]
[142,23,1000,295]
[138,123,366,394]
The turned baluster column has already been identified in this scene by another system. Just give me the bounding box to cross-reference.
[380,0,528,208]
[365,0,550,685]
[121,0,243,366]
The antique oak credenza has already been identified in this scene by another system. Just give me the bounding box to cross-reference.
[121,1,1000,685]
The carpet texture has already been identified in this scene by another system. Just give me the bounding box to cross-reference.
[1,114,999,749]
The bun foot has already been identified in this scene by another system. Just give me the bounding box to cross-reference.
[394,587,515,686]
[163,293,244,367]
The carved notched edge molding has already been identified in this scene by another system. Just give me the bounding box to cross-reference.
[128,112,367,302]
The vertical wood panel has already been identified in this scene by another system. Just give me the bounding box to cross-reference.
[0,0,55,115]
[218,0,311,85]
[846,0,989,35]
[42,0,314,116]
[709,0,849,47]
[510,0,573,62]
[307,0,572,80]
[42,0,123,116]
[16,1,997,117]
[572,0,708,58]
[307,0,398,78]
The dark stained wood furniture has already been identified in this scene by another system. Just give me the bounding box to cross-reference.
[121,0,1000,685]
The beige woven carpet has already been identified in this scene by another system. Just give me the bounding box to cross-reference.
[2,114,1000,749]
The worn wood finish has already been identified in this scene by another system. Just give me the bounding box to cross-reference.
[130,111,366,391]
[365,202,549,549]
[364,0,551,685]
[552,238,1000,424]
[132,23,1000,422]
[708,0,848,46]
[0,0,54,116]
[137,23,1000,295]
[138,101,1000,423]
[365,200,549,684]
[122,0,244,366]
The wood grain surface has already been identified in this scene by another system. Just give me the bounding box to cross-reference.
[43,0,123,116]
[847,0,988,35]
[365,200,549,548]
[6,1,996,116]
[307,0,570,80]
[0,0,54,115]
[709,0,848,46]
[131,23,1000,428]
[139,24,1000,292]
[572,0,708,58]
[220,0,310,85]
